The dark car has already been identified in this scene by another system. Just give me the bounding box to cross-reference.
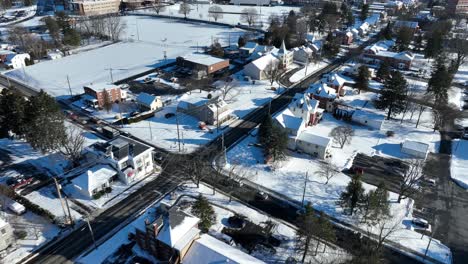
[165,113,175,119]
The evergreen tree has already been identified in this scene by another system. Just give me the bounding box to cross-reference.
[345,10,355,27]
[0,90,27,138]
[237,36,246,47]
[191,194,215,233]
[427,57,451,103]
[322,33,340,58]
[266,124,288,162]
[381,22,392,40]
[24,90,66,153]
[362,182,390,223]
[258,114,273,145]
[376,60,390,81]
[314,212,336,255]
[296,202,316,262]
[395,27,413,52]
[424,34,443,59]
[374,71,408,120]
[63,28,81,46]
[356,65,370,94]
[360,4,369,21]
[340,174,365,215]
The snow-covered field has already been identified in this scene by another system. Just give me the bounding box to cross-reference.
[78,183,350,264]
[135,3,300,30]
[121,71,283,153]
[3,16,245,98]
[0,204,60,264]
[451,139,468,189]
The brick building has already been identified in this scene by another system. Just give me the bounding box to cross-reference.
[70,0,120,16]
[177,54,229,79]
[83,83,122,108]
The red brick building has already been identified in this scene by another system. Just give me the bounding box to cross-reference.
[83,83,121,108]
[448,0,468,14]
[177,54,229,78]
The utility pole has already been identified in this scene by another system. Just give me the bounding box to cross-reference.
[176,113,181,152]
[109,68,114,83]
[304,57,309,77]
[53,177,70,225]
[301,172,308,207]
[135,18,140,41]
[86,215,98,250]
[148,120,153,140]
[67,75,73,97]
[216,104,219,133]
[64,196,74,226]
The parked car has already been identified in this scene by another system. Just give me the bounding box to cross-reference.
[7,201,26,215]
[255,191,269,200]
[165,113,175,119]
[8,177,33,190]
[412,217,429,229]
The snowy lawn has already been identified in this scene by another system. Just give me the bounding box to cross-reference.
[289,61,329,83]
[121,71,283,153]
[0,202,60,264]
[72,99,139,124]
[134,3,300,30]
[78,182,351,264]
[62,170,160,211]
[226,129,450,263]
[4,16,246,98]
[450,139,468,189]
[24,186,83,222]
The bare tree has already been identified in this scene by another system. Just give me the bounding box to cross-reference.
[179,1,191,19]
[221,79,239,101]
[329,125,354,149]
[104,15,126,42]
[432,103,462,132]
[397,159,424,203]
[60,125,85,166]
[102,90,113,113]
[8,27,30,50]
[315,161,339,184]
[152,0,166,15]
[264,59,281,86]
[363,215,402,260]
[240,8,259,27]
[208,5,223,22]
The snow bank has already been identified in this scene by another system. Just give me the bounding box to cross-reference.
[451,139,468,189]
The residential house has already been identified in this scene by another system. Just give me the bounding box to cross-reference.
[243,53,280,80]
[334,30,353,45]
[306,83,337,112]
[136,92,163,111]
[71,164,118,199]
[177,92,233,126]
[350,109,385,130]
[322,73,353,96]
[3,53,30,69]
[393,20,419,34]
[83,83,122,108]
[292,46,313,65]
[401,140,429,159]
[90,136,154,184]
[177,54,230,79]
[296,131,332,159]
[0,218,14,251]
[239,42,258,58]
[358,22,370,36]
[362,40,414,70]
[275,108,306,149]
[135,203,265,264]
[135,204,201,263]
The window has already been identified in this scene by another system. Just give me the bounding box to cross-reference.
[1,229,5,235]
[138,166,143,172]
[146,161,150,167]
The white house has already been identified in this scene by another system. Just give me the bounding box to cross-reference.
[243,53,280,80]
[90,136,154,184]
[239,42,257,58]
[136,92,163,111]
[0,218,14,251]
[72,164,117,198]
[351,110,385,130]
[401,140,429,159]
[5,53,30,69]
[296,131,332,159]
[292,46,313,65]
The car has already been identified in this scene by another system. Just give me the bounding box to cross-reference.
[422,178,436,187]
[130,111,140,117]
[153,151,164,162]
[165,113,175,119]
[255,191,269,200]
[412,217,429,229]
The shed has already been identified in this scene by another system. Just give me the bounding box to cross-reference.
[296,131,332,159]
[401,140,429,159]
[136,92,162,111]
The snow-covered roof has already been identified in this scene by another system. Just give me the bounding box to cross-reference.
[72,164,117,194]
[307,83,337,99]
[275,108,304,133]
[365,14,380,25]
[305,33,315,42]
[248,53,279,71]
[0,50,14,56]
[395,20,419,29]
[84,83,118,92]
[156,207,200,247]
[297,131,331,148]
[0,217,7,229]
[136,92,157,106]
[230,0,271,5]
[177,90,220,109]
[183,53,227,66]
[240,42,257,51]
[401,140,429,154]
[184,234,265,264]
[326,73,353,87]
[372,50,414,61]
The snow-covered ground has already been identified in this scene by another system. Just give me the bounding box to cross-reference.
[3,16,246,98]
[0,5,37,27]
[451,139,468,189]
[121,71,283,153]
[226,129,450,263]
[0,203,60,264]
[289,61,329,83]
[135,3,300,30]
[78,183,350,264]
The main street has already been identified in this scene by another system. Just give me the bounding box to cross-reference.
[6,29,431,264]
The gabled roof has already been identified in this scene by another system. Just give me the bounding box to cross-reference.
[275,108,304,133]
[395,20,419,29]
[184,234,265,264]
[156,207,200,247]
[182,53,228,66]
[247,53,279,71]
[241,42,257,50]
[72,164,117,194]
[297,131,332,147]
[401,140,429,153]
[136,92,157,107]
[307,83,337,99]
